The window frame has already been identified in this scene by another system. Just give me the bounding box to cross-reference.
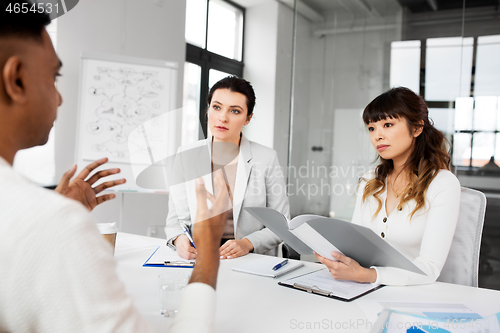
[185,0,245,139]
[417,37,500,173]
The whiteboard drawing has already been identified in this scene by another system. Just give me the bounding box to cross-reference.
[78,57,177,164]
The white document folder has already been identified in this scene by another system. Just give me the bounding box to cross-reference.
[246,207,425,275]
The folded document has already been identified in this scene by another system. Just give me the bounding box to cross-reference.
[246,207,424,275]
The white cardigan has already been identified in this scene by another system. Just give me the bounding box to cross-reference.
[351,169,461,286]
[165,135,290,255]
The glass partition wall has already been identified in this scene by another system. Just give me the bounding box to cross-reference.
[286,0,500,220]
[283,0,500,289]
[287,0,402,219]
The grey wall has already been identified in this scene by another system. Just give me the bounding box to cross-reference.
[243,1,296,175]
[55,0,186,235]
[57,0,187,178]
[288,12,316,216]
[243,1,280,149]
[273,2,294,171]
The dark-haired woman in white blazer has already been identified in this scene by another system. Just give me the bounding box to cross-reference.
[165,76,290,260]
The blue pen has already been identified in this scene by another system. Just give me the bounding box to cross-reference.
[181,224,196,249]
[272,259,288,271]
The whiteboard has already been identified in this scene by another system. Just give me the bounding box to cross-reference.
[75,53,178,192]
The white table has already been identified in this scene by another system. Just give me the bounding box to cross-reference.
[114,233,500,333]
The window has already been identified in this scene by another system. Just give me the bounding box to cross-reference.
[453,96,500,167]
[474,35,500,96]
[12,20,58,186]
[181,62,202,147]
[183,0,244,140]
[206,0,244,61]
[185,0,207,49]
[390,40,421,94]
[390,35,500,170]
[425,37,473,102]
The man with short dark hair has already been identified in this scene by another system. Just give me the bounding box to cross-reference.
[0,1,226,332]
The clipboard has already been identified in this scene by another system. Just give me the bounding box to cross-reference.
[143,245,195,268]
[278,269,384,302]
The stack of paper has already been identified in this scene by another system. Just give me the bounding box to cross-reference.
[232,256,304,278]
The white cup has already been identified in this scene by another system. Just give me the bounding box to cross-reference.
[158,271,191,317]
[96,222,118,254]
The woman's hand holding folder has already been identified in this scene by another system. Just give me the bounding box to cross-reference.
[314,251,377,283]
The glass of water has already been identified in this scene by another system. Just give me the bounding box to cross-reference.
[158,271,190,317]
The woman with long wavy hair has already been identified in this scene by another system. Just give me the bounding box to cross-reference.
[315,87,461,285]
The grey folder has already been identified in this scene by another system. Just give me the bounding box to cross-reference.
[246,207,425,275]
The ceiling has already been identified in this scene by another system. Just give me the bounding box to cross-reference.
[231,0,499,20]
[296,0,498,15]
[302,0,398,12]
[397,0,499,13]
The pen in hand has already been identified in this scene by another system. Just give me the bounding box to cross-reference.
[181,224,196,249]
[272,259,288,271]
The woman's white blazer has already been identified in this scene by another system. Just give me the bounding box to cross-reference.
[165,135,290,255]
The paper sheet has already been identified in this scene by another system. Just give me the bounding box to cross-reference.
[114,234,159,257]
[291,223,343,260]
[144,245,195,266]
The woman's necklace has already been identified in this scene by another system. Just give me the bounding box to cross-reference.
[389,173,408,198]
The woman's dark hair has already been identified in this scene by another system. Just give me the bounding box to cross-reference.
[0,0,51,40]
[361,86,451,219]
[207,76,256,117]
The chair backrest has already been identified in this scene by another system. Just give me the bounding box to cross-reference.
[437,187,486,287]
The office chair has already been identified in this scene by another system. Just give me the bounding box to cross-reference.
[437,187,486,287]
[281,243,300,260]
[479,194,500,275]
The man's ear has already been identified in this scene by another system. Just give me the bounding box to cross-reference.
[2,56,27,104]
